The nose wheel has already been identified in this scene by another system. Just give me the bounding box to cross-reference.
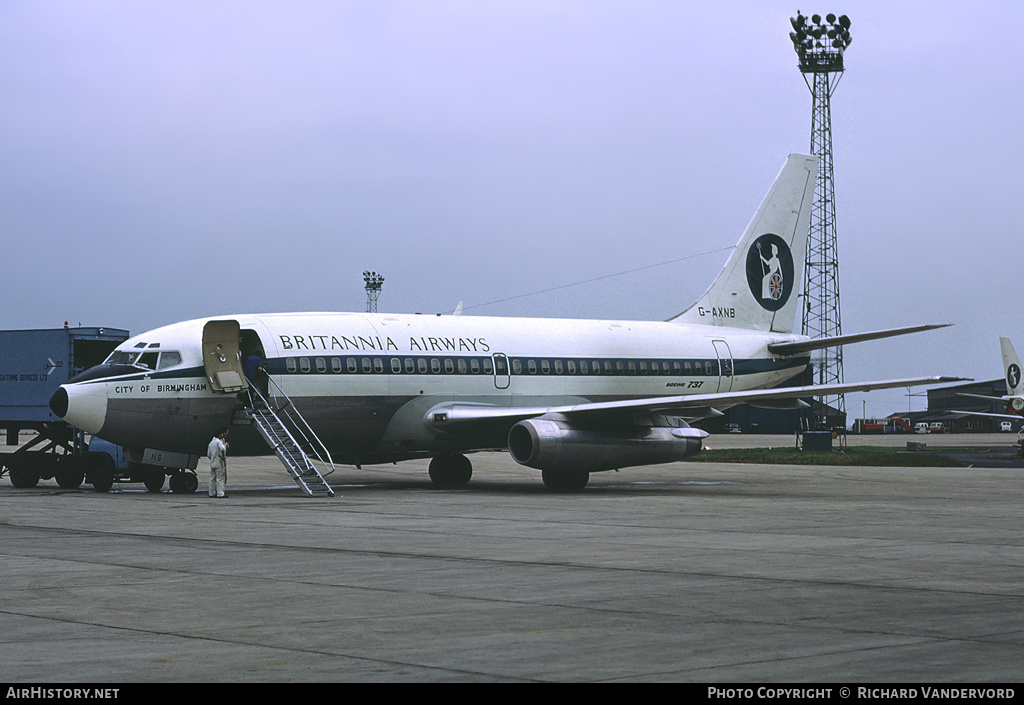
[168,470,199,494]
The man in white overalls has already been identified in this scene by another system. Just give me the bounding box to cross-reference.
[207,427,229,498]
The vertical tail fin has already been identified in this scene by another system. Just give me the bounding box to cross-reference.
[1000,337,1023,397]
[670,154,818,334]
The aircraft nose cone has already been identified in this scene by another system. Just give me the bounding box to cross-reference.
[48,383,107,434]
[49,387,69,419]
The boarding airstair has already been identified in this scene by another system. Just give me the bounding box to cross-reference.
[245,380,335,497]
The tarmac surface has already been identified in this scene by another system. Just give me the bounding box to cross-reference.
[2,433,1022,683]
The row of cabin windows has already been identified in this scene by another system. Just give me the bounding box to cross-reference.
[283,356,722,377]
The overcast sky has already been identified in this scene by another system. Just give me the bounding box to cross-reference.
[2,1,1022,418]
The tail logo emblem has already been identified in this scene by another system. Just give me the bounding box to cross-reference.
[1008,364,1021,390]
[746,234,794,311]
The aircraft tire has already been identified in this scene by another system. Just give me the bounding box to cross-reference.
[143,469,165,492]
[542,468,589,492]
[428,454,472,489]
[169,470,198,494]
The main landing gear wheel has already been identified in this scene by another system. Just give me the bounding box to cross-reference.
[542,468,590,492]
[428,454,473,489]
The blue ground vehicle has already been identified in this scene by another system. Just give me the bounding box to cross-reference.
[0,326,200,492]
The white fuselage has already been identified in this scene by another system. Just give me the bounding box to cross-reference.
[57,311,808,464]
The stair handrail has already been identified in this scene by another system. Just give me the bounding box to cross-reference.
[249,378,335,476]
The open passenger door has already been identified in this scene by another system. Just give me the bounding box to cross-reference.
[202,320,247,393]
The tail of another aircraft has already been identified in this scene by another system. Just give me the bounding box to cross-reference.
[670,154,818,334]
[1000,337,1023,396]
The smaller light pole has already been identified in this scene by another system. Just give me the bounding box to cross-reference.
[363,271,384,313]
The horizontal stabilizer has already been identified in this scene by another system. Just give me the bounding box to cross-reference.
[949,409,1023,421]
[957,392,1009,403]
[767,323,951,356]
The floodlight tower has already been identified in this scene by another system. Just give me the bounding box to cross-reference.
[363,270,384,313]
[790,11,852,429]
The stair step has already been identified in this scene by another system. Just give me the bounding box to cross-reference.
[248,405,334,498]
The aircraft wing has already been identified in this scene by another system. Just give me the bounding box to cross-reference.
[426,376,969,431]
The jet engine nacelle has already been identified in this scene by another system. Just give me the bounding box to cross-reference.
[507,416,705,474]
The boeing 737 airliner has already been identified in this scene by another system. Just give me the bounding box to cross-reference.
[49,154,959,492]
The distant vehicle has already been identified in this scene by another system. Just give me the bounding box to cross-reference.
[727,423,742,433]
[1001,421,1013,432]
[855,416,912,434]
[928,423,946,434]
[914,423,929,434]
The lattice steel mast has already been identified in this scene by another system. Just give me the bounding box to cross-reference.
[790,11,852,428]
[363,270,384,313]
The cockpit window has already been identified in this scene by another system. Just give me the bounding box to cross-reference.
[103,349,183,371]
[105,350,141,366]
[137,352,159,370]
[157,351,182,369]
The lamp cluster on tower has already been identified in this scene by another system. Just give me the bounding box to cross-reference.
[363,270,385,313]
[790,12,852,72]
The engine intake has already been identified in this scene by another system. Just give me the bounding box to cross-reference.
[508,416,705,473]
